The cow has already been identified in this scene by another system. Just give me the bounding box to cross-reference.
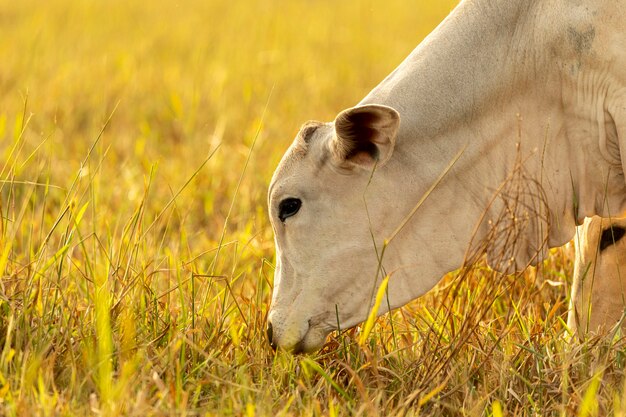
[568,216,626,338]
[267,0,626,353]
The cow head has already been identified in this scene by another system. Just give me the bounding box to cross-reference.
[266,104,403,353]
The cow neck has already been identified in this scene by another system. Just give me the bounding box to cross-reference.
[356,0,624,299]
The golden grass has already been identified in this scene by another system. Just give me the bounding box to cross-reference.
[1,0,626,415]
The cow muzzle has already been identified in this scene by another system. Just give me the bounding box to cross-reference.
[266,313,329,353]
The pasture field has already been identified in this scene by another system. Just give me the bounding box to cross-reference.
[1,0,626,415]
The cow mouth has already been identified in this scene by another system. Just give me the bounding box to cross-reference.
[270,310,366,353]
[284,316,338,354]
[284,314,378,354]
[289,323,329,354]
[291,314,366,353]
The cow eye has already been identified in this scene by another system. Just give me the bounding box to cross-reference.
[278,198,301,222]
[600,226,626,251]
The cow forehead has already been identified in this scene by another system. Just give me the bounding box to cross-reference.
[269,122,331,194]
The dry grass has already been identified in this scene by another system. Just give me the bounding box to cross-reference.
[1,0,625,415]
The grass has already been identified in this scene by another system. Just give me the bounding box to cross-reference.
[1,0,626,415]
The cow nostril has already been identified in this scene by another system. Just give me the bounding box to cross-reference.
[266,322,277,351]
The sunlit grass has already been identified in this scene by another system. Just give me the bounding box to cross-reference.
[1,0,626,415]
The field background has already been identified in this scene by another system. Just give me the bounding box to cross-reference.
[1,0,625,416]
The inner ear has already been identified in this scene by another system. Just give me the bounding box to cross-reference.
[600,226,626,251]
[331,104,400,170]
[346,138,379,164]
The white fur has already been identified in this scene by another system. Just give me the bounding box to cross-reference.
[268,0,626,352]
[569,216,626,337]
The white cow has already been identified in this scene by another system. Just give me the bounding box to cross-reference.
[568,216,626,338]
[267,0,626,352]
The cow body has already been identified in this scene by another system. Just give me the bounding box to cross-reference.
[268,0,626,352]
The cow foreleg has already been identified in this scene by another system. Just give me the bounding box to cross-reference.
[568,216,626,339]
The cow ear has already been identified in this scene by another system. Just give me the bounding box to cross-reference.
[330,104,400,170]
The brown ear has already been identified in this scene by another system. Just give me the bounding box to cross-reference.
[331,104,400,170]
